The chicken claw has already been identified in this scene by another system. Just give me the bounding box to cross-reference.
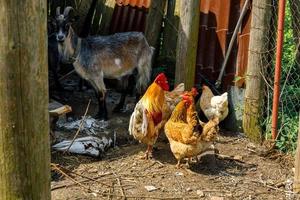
[176,160,182,168]
[140,145,153,160]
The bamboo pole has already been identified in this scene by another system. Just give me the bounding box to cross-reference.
[242,0,272,142]
[0,0,50,199]
[175,0,200,90]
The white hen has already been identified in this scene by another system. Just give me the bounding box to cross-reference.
[199,85,229,122]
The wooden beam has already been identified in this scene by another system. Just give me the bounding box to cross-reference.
[175,0,200,90]
[0,0,50,199]
[242,0,272,142]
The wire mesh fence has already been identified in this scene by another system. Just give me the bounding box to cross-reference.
[261,0,300,152]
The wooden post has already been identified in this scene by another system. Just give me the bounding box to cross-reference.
[160,0,180,77]
[175,0,200,90]
[294,113,300,192]
[0,1,50,199]
[145,0,167,48]
[242,0,272,142]
[288,0,300,70]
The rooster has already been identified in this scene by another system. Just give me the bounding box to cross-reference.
[165,92,220,168]
[128,73,169,159]
[199,85,228,122]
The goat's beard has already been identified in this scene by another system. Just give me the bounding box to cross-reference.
[58,37,75,64]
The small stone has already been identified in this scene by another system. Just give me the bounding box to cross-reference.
[196,190,204,197]
[175,172,184,176]
[144,185,158,192]
[88,168,98,173]
[186,187,192,192]
[234,155,243,160]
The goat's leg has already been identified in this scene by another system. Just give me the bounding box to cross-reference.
[113,92,126,113]
[113,76,129,113]
[91,75,108,120]
[95,92,108,120]
[78,78,90,91]
[53,67,63,91]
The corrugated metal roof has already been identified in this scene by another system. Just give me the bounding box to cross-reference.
[115,0,151,8]
[195,0,251,91]
[109,4,148,34]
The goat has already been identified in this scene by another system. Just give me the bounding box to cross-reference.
[56,7,154,120]
[48,6,74,91]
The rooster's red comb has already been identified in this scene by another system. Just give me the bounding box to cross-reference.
[155,73,167,82]
[191,87,198,96]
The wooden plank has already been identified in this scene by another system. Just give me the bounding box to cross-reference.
[0,0,50,199]
[175,0,200,90]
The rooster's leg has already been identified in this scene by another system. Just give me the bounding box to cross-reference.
[141,145,153,159]
[185,159,190,168]
[176,160,182,168]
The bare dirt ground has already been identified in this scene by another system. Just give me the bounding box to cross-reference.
[50,75,297,200]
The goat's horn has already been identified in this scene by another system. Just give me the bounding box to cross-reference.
[63,6,74,17]
[56,6,61,16]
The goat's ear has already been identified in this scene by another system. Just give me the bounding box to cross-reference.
[68,26,74,35]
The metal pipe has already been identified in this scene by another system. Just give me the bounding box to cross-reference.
[215,0,250,88]
[272,0,286,139]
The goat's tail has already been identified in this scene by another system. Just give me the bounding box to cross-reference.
[136,45,154,93]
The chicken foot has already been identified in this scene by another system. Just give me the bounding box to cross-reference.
[176,160,182,168]
[176,159,191,168]
[140,145,153,160]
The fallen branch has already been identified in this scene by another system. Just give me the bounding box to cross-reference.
[54,164,111,187]
[59,69,75,81]
[216,153,245,163]
[63,99,91,154]
[114,172,126,200]
[51,163,91,191]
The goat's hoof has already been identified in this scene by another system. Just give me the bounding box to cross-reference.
[94,113,108,121]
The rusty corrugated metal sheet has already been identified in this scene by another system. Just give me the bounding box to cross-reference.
[195,0,251,91]
[236,0,251,87]
[116,0,151,8]
[109,0,150,34]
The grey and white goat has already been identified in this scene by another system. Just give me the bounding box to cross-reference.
[57,7,154,120]
[48,6,74,90]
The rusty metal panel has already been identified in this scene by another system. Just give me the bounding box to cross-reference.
[236,0,251,88]
[109,3,148,34]
[116,0,151,8]
[195,0,251,91]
